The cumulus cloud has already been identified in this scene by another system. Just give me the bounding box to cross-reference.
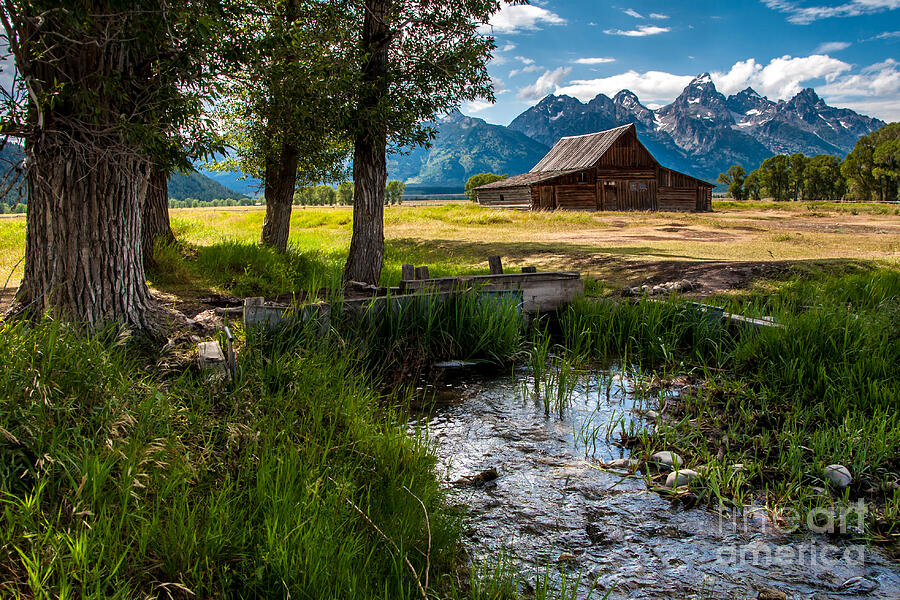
[479,5,565,34]
[604,25,670,37]
[501,43,516,52]
[814,41,850,53]
[518,67,572,100]
[649,13,670,19]
[555,70,694,104]
[623,8,644,18]
[515,56,535,65]
[573,57,616,65]
[763,0,900,24]
[711,54,852,98]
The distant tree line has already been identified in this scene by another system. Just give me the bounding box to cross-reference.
[292,181,405,206]
[168,197,257,208]
[0,203,27,214]
[719,122,900,202]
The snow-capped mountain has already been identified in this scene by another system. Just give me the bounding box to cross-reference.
[388,74,886,185]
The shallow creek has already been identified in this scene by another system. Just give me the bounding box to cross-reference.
[410,366,900,599]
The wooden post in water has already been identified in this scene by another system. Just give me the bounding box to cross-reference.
[488,255,503,275]
[415,266,430,280]
[521,266,537,273]
[400,264,415,292]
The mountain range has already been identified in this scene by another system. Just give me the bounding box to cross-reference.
[389,74,886,186]
[0,143,248,203]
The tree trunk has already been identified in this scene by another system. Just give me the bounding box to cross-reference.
[260,144,300,253]
[343,0,391,285]
[142,165,174,269]
[17,134,159,331]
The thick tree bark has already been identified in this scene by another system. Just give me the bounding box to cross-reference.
[343,0,391,285]
[142,165,174,269]
[260,144,300,253]
[17,134,158,331]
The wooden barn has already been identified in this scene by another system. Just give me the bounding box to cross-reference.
[475,124,713,212]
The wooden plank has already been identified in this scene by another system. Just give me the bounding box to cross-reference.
[415,266,430,280]
[521,266,537,273]
[401,264,415,281]
[488,255,503,275]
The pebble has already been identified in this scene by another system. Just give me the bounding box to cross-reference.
[757,587,788,600]
[666,469,700,488]
[824,464,852,488]
[557,552,577,564]
[651,451,683,470]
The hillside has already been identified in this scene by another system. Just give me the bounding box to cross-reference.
[0,143,246,203]
[387,110,549,185]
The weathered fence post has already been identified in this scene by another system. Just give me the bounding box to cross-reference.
[488,255,503,275]
[521,266,537,273]
[415,266,430,280]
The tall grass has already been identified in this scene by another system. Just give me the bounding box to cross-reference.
[0,319,461,599]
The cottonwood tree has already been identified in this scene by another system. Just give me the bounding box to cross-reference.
[214,0,351,253]
[843,122,900,202]
[342,0,511,284]
[716,165,746,200]
[0,1,220,331]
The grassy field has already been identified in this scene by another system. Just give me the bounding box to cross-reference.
[2,201,899,307]
[1,202,898,597]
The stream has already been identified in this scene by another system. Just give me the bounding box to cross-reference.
[410,365,900,599]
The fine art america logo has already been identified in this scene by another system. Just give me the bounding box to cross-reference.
[715,500,868,569]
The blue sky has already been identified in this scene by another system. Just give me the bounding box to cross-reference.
[468,0,900,124]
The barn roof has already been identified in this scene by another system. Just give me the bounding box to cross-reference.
[475,170,580,190]
[530,124,643,172]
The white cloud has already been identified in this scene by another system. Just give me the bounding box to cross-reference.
[491,76,507,95]
[711,54,852,99]
[623,8,644,18]
[815,41,851,53]
[555,70,694,104]
[518,67,572,100]
[764,0,900,24]
[649,13,669,19]
[604,25,670,37]
[819,58,900,97]
[573,57,616,65]
[501,43,516,52]
[479,5,566,34]
[874,30,900,39]
[509,64,542,77]
[515,56,535,65]
[464,99,495,113]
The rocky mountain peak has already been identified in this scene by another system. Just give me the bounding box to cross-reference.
[726,87,774,115]
[613,89,640,107]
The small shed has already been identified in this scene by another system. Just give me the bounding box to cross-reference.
[476,124,713,212]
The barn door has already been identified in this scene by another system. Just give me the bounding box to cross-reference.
[540,186,553,210]
[606,184,618,211]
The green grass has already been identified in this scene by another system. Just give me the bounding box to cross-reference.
[0,320,465,599]
[562,268,900,537]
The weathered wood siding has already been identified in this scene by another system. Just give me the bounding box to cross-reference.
[656,167,712,211]
[477,187,532,208]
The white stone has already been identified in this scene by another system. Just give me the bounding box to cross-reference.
[666,469,700,488]
[651,451,683,470]
[824,464,852,488]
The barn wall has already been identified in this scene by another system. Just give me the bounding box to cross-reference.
[597,132,656,168]
[657,187,699,211]
[477,187,532,208]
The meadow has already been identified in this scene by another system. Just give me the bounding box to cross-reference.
[1,202,898,598]
[2,201,898,305]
